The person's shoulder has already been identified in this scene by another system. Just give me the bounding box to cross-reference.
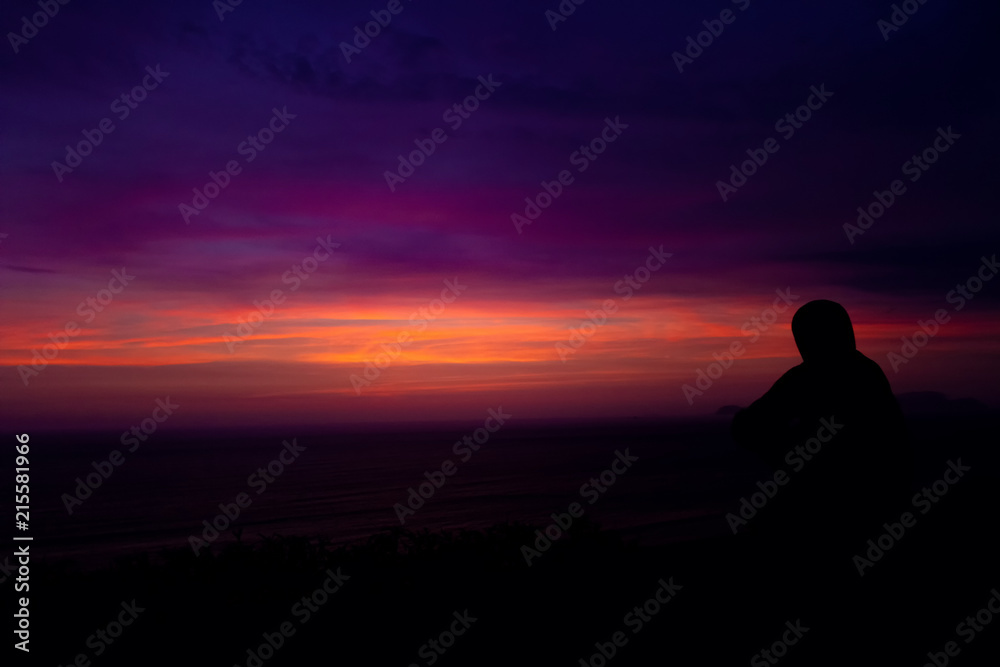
[778,362,807,380]
[771,362,807,389]
[853,350,890,377]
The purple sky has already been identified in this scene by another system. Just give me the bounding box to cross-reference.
[1,0,998,429]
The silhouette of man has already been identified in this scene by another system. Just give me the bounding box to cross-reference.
[731,299,911,558]
[729,300,913,661]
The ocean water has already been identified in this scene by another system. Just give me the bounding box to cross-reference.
[11,413,995,569]
[12,418,758,567]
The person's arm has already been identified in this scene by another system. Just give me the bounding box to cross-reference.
[731,368,803,467]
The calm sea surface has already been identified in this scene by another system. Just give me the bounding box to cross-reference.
[9,414,992,569]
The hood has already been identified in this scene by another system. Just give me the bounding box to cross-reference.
[791,299,857,364]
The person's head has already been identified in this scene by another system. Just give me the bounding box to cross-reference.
[791,300,856,364]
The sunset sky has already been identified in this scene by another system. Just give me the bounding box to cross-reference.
[2,0,998,430]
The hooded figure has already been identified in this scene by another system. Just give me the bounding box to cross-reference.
[731,300,911,554]
[791,299,857,365]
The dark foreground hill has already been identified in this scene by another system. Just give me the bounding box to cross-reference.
[30,478,998,667]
